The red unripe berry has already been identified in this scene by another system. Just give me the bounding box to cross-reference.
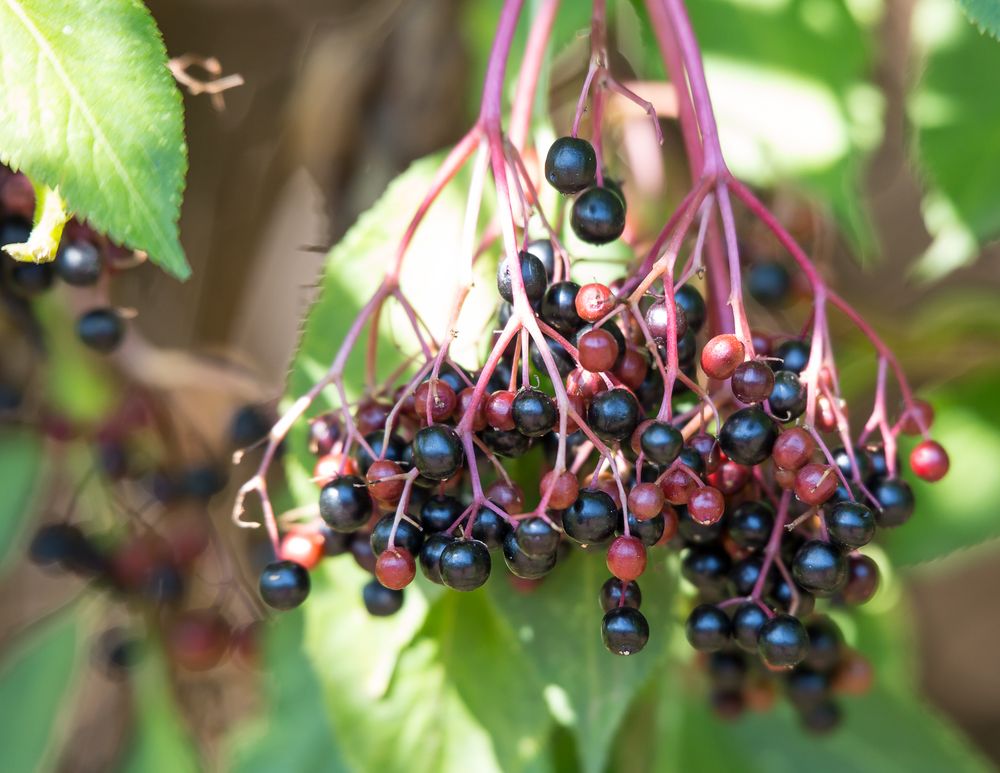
[751,332,772,357]
[540,470,579,510]
[578,328,619,372]
[606,535,647,581]
[657,505,679,545]
[367,460,405,503]
[458,387,487,431]
[661,466,698,505]
[774,467,797,490]
[794,463,838,505]
[688,486,725,525]
[486,390,517,430]
[280,527,326,570]
[832,651,874,696]
[701,334,745,380]
[165,610,231,672]
[772,428,816,470]
[707,460,751,495]
[313,452,357,484]
[730,360,775,404]
[900,399,934,435]
[375,547,416,590]
[614,347,649,390]
[575,283,614,322]
[414,379,457,423]
[816,395,842,433]
[566,368,606,399]
[627,482,665,521]
[355,400,392,435]
[842,554,879,604]
[486,480,525,513]
[595,475,622,507]
[910,439,949,482]
[1,173,35,218]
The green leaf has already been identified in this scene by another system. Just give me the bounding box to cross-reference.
[957,0,1000,39]
[227,613,351,773]
[0,611,82,773]
[0,427,44,568]
[0,0,188,278]
[120,647,200,773]
[909,0,1000,278]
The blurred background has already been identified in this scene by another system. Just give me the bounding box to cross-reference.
[1,0,999,770]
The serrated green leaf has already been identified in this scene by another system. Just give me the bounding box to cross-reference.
[957,0,1000,39]
[0,427,44,568]
[0,611,82,773]
[0,0,188,278]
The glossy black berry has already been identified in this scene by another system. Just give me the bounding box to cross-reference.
[229,405,270,449]
[602,606,649,655]
[5,258,54,296]
[481,427,533,458]
[600,577,642,612]
[540,281,584,334]
[471,507,512,550]
[370,514,425,556]
[544,136,597,194]
[685,604,731,651]
[728,501,775,551]
[675,328,697,365]
[758,614,808,668]
[571,187,626,245]
[29,523,104,575]
[872,478,915,528]
[728,556,766,597]
[732,602,768,653]
[55,240,103,286]
[76,308,125,353]
[259,560,310,610]
[0,217,30,247]
[497,250,547,306]
[677,505,723,545]
[639,420,683,466]
[620,510,665,547]
[418,533,454,584]
[588,388,640,442]
[681,546,731,593]
[803,617,843,673]
[791,540,847,596]
[512,388,557,437]
[785,667,830,710]
[827,502,875,549]
[708,651,748,691]
[516,517,560,557]
[748,262,791,307]
[675,285,706,334]
[502,531,557,579]
[529,333,576,378]
[774,340,811,374]
[420,495,463,533]
[719,407,778,466]
[526,239,556,281]
[563,488,618,544]
[362,579,404,616]
[831,445,872,482]
[440,539,491,591]
[677,446,706,476]
[357,432,408,475]
[768,371,807,423]
[319,475,372,532]
[412,424,463,480]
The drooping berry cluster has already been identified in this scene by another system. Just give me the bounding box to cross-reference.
[236,0,950,732]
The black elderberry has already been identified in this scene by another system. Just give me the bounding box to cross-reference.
[420,495,464,533]
[871,478,915,528]
[678,446,706,476]
[438,363,473,396]
[799,700,842,735]
[619,510,665,547]
[677,506,724,545]
[481,427,533,458]
[758,614,808,668]
[529,334,576,378]
[412,424,463,481]
[600,577,642,612]
[803,617,843,673]
[768,577,815,617]
[827,502,875,549]
[77,308,125,353]
[866,444,894,483]
[440,539,491,591]
[768,371,807,423]
[732,602,769,653]
[708,651,748,691]
[748,262,791,308]
[829,481,863,506]
[831,445,872,482]
[370,514,425,556]
[685,604,731,651]
[515,517,560,557]
[526,239,556,281]
[588,388,640,442]
[540,281,584,335]
[5,258,54,296]
[181,465,228,499]
[418,533,454,584]
[602,606,649,656]
[229,405,270,449]
[640,420,683,466]
[785,667,831,710]
[719,407,778,466]
[728,556,767,597]
[362,579,404,616]
[497,250,547,307]
[356,432,408,475]
[55,240,103,286]
[319,475,372,532]
[502,531,557,579]
[0,217,31,247]
[675,328,698,365]
[29,523,105,575]
[728,501,775,551]
[791,540,847,596]
[563,488,618,544]
[259,560,310,610]
[512,387,557,437]
[544,136,597,194]
[471,507,512,550]
[681,545,731,594]
[774,340,811,374]
[571,187,626,245]
[675,284,706,334]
